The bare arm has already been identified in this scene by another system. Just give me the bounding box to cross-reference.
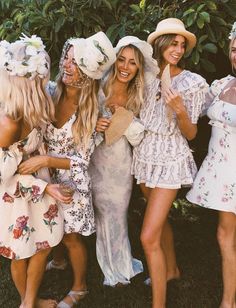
[0,115,21,147]
[18,155,70,175]
[164,88,197,140]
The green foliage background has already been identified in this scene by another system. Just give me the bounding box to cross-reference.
[0,0,236,76]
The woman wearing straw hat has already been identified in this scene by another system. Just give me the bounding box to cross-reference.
[89,36,159,287]
[0,35,69,308]
[187,22,236,308]
[18,32,116,307]
[132,18,208,307]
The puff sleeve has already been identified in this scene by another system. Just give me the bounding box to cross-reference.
[123,118,145,146]
[0,145,48,203]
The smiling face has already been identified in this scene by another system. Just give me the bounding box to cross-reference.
[162,35,186,67]
[62,46,82,86]
[115,46,139,84]
[230,38,236,71]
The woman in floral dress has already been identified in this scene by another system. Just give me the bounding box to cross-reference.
[90,36,158,286]
[131,18,208,307]
[187,22,236,308]
[19,32,116,307]
[0,36,69,308]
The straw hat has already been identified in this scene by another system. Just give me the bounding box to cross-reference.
[147,18,196,51]
[70,31,116,79]
[115,36,159,85]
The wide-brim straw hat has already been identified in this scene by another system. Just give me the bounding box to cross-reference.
[115,36,159,85]
[70,31,116,79]
[147,18,196,52]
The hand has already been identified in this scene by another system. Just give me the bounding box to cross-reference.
[96,117,111,133]
[164,88,186,115]
[45,184,72,203]
[18,155,48,174]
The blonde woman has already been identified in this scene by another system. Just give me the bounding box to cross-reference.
[132,18,208,307]
[0,36,69,308]
[89,36,159,286]
[18,32,116,307]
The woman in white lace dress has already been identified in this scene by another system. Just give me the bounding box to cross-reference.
[131,18,208,307]
[187,23,236,308]
[89,36,158,286]
[0,36,69,308]
[18,32,116,307]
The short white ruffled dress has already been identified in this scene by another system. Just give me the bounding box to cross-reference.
[187,76,236,214]
[132,70,208,189]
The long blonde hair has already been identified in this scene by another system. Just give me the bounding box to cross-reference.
[53,74,99,149]
[103,45,144,116]
[0,68,55,128]
[229,37,236,75]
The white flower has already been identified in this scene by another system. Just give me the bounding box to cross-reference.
[25,45,38,56]
[20,34,45,50]
[229,21,236,40]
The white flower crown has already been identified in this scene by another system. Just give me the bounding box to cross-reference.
[0,34,49,79]
[229,21,236,40]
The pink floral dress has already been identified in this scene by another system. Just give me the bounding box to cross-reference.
[0,127,64,260]
[187,76,236,214]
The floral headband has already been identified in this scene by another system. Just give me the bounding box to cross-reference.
[229,21,236,40]
[0,34,49,79]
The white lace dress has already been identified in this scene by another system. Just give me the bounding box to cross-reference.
[132,70,208,189]
[89,89,144,286]
[45,116,96,235]
[187,76,236,214]
[0,127,64,259]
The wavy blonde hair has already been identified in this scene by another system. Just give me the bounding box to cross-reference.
[0,67,54,128]
[229,37,236,75]
[103,45,144,116]
[53,74,99,149]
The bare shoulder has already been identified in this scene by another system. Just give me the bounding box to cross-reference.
[0,114,21,147]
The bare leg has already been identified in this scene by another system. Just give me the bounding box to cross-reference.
[11,259,28,303]
[59,233,87,306]
[140,187,178,308]
[140,184,179,281]
[12,248,57,308]
[217,211,236,308]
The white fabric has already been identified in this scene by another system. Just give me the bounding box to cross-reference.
[89,89,143,286]
[132,70,208,189]
[187,76,236,214]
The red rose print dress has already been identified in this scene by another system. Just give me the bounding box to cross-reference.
[0,127,64,259]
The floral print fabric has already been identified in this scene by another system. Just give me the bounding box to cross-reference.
[45,115,96,235]
[187,76,236,214]
[132,70,208,189]
[0,128,64,259]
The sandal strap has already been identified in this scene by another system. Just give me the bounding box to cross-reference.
[68,290,89,303]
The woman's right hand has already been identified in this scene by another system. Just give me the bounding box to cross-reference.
[96,117,111,133]
[45,184,72,203]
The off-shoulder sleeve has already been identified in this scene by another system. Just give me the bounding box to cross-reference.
[124,118,145,147]
[0,145,48,203]
[66,133,96,198]
[179,73,209,124]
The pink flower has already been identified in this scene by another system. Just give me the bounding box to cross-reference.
[36,241,50,252]
[15,215,29,229]
[43,204,58,221]
[2,192,14,203]
[0,246,16,259]
[31,185,40,196]
[196,195,202,203]
[221,197,228,202]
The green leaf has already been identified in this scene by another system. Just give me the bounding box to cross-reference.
[192,50,200,65]
[198,34,208,44]
[186,14,195,27]
[200,12,210,23]
[205,1,217,11]
[197,3,206,12]
[203,43,217,54]
[197,17,205,29]
[55,15,65,33]
[183,8,195,17]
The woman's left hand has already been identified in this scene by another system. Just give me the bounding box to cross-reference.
[164,88,185,115]
[18,155,48,174]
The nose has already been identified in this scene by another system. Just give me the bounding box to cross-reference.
[122,60,129,70]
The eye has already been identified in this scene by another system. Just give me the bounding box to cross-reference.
[117,57,125,62]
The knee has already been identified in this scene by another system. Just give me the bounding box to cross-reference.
[63,233,82,249]
[217,224,235,250]
[140,229,160,253]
